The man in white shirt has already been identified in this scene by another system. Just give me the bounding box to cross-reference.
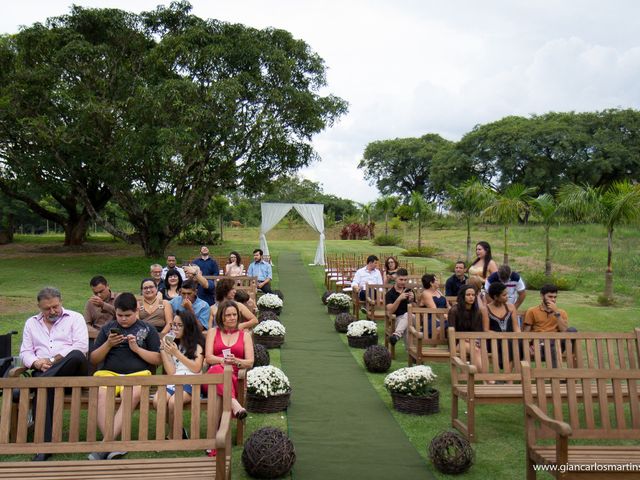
[351,255,383,302]
[161,254,187,281]
[484,265,526,310]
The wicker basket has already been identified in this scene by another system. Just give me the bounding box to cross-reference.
[391,389,440,415]
[253,334,285,349]
[347,333,378,349]
[328,305,350,315]
[247,391,291,413]
[258,306,282,316]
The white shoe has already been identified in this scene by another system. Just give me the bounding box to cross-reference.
[107,451,127,460]
[88,452,108,460]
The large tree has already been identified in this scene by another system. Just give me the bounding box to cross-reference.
[359,134,452,201]
[0,2,347,256]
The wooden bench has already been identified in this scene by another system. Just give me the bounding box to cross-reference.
[448,329,640,442]
[404,306,449,364]
[0,369,233,479]
[521,362,640,479]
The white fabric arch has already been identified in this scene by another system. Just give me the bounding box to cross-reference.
[260,202,325,265]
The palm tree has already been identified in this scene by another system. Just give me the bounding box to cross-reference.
[359,202,373,239]
[376,196,398,236]
[209,195,230,242]
[559,181,640,302]
[482,183,535,265]
[447,179,494,263]
[409,191,433,250]
[531,193,560,277]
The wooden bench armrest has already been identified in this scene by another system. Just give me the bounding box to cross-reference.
[8,366,28,377]
[215,410,232,448]
[450,355,476,372]
[525,403,572,437]
[408,326,423,339]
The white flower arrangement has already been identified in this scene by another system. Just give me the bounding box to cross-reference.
[384,366,438,396]
[327,293,352,308]
[346,320,377,337]
[253,320,286,336]
[257,293,283,309]
[247,365,291,397]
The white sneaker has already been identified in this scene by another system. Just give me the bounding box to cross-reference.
[107,451,128,460]
[88,452,108,460]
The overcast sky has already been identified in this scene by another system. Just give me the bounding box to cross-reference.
[3,1,640,203]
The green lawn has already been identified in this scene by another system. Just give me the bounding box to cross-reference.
[1,223,638,479]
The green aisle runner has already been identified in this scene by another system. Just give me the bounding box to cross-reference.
[278,253,430,479]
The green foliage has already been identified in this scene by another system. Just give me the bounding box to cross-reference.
[394,204,413,221]
[177,224,220,246]
[373,234,402,246]
[388,216,403,230]
[597,294,616,306]
[402,246,439,258]
[522,272,575,291]
[359,134,453,200]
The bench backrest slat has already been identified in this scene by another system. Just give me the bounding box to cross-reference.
[522,363,640,441]
[409,307,449,346]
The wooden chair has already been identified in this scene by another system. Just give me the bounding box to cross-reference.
[405,306,450,364]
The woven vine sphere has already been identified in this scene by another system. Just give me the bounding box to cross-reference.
[258,310,280,323]
[428,431,475,474]
[334,312,356,333]
[253,343,270,367]
[363,344,392,373]
[242,427,296,479]
[321,290,332,305]
[273,289,284,301]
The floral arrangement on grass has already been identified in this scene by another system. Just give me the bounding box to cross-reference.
[253,320,286,336]
[257,293,284,310]
[384,366,438,396]
[326,293,352,308]
[346,320,377,337]
[247,366,291,398]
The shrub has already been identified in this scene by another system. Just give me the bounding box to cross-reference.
[373,234,401,246]
[597,295,615,306]
[389,216,404,230]
[523,271,575,291]
[402,246,439,257]
[340,222,374,240]
[177,225,220,245]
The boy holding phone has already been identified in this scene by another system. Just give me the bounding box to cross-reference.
[89,292,161,461]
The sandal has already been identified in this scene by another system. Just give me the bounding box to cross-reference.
[235,409,248,420]
[206,449,217,457]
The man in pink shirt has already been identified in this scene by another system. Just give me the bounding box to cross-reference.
[19,287,88,461]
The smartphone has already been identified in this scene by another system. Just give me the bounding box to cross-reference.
[222,348,232,359]
[110,328,122,335]
[165,332,176,344]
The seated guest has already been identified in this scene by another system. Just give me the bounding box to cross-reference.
[205,299,253,458]
[523,284,577,366]
[184,264,215,306]
[153,310,204,439]
[445,261,468,297]
[225,251,245,276]
[247,249,273,293]
[385,268,416,345]
[419,274,450,309]
[467,275,488,310]
[162,268,182,301]
[89,293,161,461]
[161,254,186,281]
[20,287,88,461]
[486,282,520,373]
[350,255,383,302]
[484,264,526,310]
[150,264,165,292]
[448,285,485,374]
[84,275,118,338]
[169,279,211,331]
[138,278,172,335]
[192,245,220,276]
[234,289,257,314]
[383,256,399,285]
[208,279,258,330]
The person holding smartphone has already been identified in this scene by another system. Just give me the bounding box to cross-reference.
[385,268,416,346]
[153,310,205,439]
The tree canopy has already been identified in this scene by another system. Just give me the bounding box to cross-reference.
[0,1,347,255]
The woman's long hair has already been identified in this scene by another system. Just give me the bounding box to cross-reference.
[450,285,483,331]
[471,241,493,278]
[228,251,242,267]
[175,310,204,359]
[165,268,183,291]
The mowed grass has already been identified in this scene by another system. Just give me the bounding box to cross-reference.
[1,222,639,479]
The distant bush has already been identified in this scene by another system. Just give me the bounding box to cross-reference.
[597,295,615,306]
[373,234,401,246]
[389,217,404,231]
[178,225,220,245]
[340,223,374,240]
[402,246,439,258]
[523,271,575,291]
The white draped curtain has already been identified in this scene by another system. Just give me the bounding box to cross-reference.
[260,202,326,265]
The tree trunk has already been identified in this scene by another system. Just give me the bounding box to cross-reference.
[603,228,614,301]
[384,212,389,236]
[367,214,372,239]
[417,218,422,250]
[503,225,509,265]
[63,214,89,246]
[139,229,172,258]
[219,214,224,243]
[544,225,552,277]
[466,216,472,264]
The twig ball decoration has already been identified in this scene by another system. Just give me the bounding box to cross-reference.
[253,343,270,367]
[428,431,474,474]
[363,345,392,373]
[242,427,296,478]
[321,291,332,305]
[258,310,280,323]
[334,312,356,333]
[273,289,284,301]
